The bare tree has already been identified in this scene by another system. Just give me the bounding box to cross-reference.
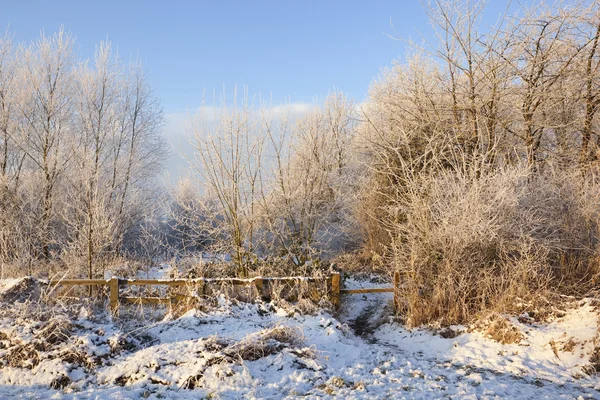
[13,29,75,259]
[186,88,266,276]
[500,4,584,169]
[64,43,166,278]
[0,32,21,187]
[65,42,121,278]
[0,29,167,278]
[578,6,600,164]
[112,60,165,251]
[261,92,356,265]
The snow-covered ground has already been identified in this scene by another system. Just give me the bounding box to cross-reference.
[0,276,599,399]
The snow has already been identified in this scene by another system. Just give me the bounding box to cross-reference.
[104,264,173,280]
[0,277,599,399]
[0,279,25,292]
[375,301,600,384]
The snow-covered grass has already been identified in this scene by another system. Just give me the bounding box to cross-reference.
[0,276,599,399]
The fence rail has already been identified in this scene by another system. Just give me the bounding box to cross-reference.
[48,271,400,312]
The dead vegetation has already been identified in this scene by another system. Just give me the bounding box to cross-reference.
[0,289,158,385]
[0,312,78,370]
[584,345,600,375]
[354,0,600,329]
[471,314,524,345]
[224,325,303,362]
[582,327,600,375]
[5,342,40,369]
[35,316,73,346]
[50,374,71,390]
[110,325,311,391]
[0,277,42,303]
[381,164,600,327]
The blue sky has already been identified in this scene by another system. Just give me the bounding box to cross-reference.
[1,1,521,109]
[1,0,522,179]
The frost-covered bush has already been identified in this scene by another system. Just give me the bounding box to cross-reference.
[391,165,600,327]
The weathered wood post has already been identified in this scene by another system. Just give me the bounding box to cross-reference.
[393,271,400,314]
[330,272,341,310]
[198,280,206,298]
[263,279,272,302]
[109,277,120,313]
[254,277,264,300]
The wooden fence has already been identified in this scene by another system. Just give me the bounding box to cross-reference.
[49,271,400,312]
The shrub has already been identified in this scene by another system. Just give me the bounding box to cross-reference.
[390,164,600,327]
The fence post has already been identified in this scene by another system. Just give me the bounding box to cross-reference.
[393,271,400,314]
[109,277,119,313]
[254,277,264,300]
[330,272,341,310]
[262,279,272,302]
[198,280,206,298]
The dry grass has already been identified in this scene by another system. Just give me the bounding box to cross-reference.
[584,346,600,375]
[224,325,304,361]
[0,293,126,377]
[561,337,579,353]
[49,374,71,390]
[5,342,40,369]
[331,252,386,275]
[151,326,309,390]
[472,313,524,344]
[59,348,96,370]
[35,316,72,345]
[384,164,600,328]
[582,328,600,375]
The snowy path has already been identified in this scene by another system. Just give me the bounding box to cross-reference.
[337,288,600,399]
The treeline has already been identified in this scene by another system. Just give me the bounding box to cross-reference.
[3,1,600,327]
[169,0,600,325]
[0,30,166,279]
[167,90,358,276]
[358,0,600,326]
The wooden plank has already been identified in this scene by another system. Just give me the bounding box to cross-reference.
[204,278,256,285]
[49,279,109,286]
[120,278,259,286]
[171,293,194,302]
[121,294,194,304]
[120,297,173,305]
[202,277,319,285]
[340,288,394,294]
[119,279,191,286]
[49,276,324,287]
[264,277,321,282]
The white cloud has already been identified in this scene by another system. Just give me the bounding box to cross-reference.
[160,102,314,185]
[269,102,315,116]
